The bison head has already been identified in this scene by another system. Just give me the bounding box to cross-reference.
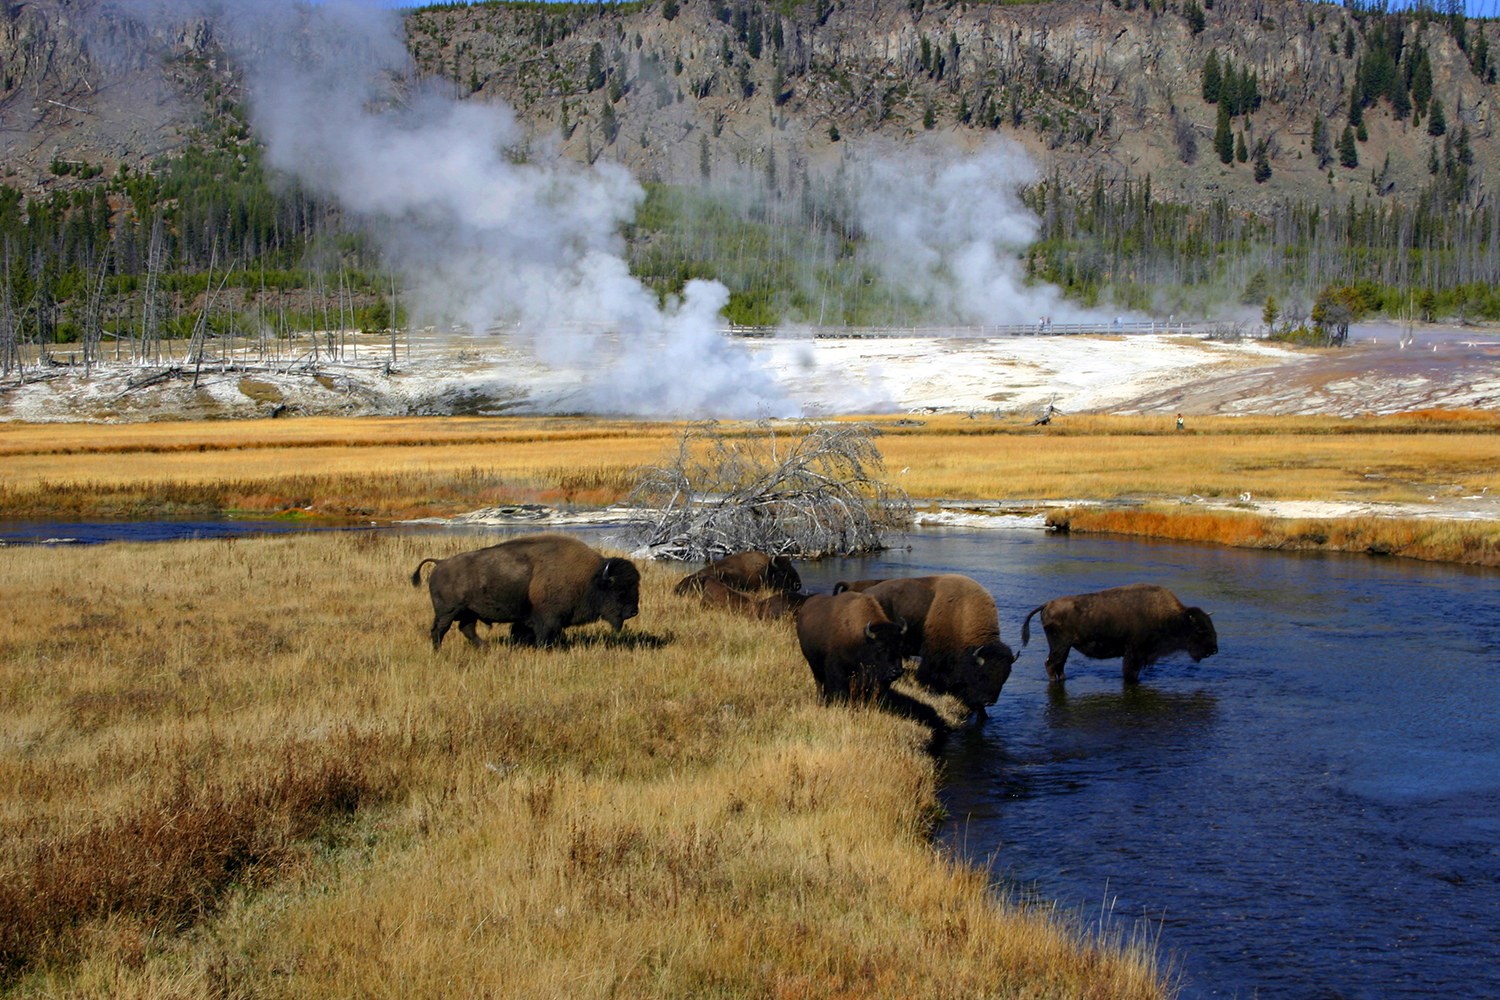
[857,617,908,694]
[593,557,641,631]
[768,555,802,594]
[954,639,1017,710]
[1183,608,1218,661]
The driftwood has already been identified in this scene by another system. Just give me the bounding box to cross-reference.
[625,421,912,561]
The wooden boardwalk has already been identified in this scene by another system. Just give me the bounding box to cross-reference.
[727,321,1209,339]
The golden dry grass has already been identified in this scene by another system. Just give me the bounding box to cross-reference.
[0,534,1168,999]
[3,412,1499,519]
[1051,505,1500,567]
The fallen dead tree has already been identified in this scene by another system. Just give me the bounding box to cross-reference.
[625,420,912,560]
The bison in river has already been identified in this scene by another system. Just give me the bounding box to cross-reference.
[1020,583,1218,684]
[673,551,801,596]
[410,533,640,650]
[795,592,907,703]
[861,575,1016,715]
[699,578,809,620]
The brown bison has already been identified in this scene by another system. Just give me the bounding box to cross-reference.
[410,533,640,650]
[673,551,801,596]
[1020,583,1218,684]
[862,575,1016,715]
[795,592,907,703]
[700,578,808,620]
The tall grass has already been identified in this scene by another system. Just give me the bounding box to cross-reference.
[5,414,1500,521]
[0,534,1168,998]
[1050,505,1500,567]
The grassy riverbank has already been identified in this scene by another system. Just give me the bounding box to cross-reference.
[1049,505,1500,568]
[0,533,1168,998]
[3,412,1500,518]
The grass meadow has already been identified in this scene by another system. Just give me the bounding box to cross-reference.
[0,533,1168,999]
[3,412,1500,519]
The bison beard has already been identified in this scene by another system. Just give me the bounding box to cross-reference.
[411,533,640,650]
[1020,582,1218,684]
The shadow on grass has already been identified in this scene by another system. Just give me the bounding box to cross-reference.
[554,628,675,651]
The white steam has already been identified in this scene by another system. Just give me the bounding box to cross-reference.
[849,140,1097,325]
[100,3,1091,416]
[117,0,792,417]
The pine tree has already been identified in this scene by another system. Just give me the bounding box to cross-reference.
[1215,103,1234,164]
[1427,99,1447,136]
[1202,50,1222,103]
[1254,144,1272,182]
[1183,0,1205,35]
[587,43,605,91]
[1312,114,1332,169]
[1338,125,1359,168]
[662,0,679,20]
[1348,83,1363,127]
[1236,131,1248,162]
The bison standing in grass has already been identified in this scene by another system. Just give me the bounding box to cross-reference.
[673,551,801,596]
[1021,583,1218,684]
[411,533,640,650]
[862,575,1016,716]
[795,592,907,703]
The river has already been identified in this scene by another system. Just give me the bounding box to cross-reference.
[796,530,1500,1000]
[5,519,1497,998]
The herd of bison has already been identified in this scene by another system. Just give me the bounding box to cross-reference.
[411,533,1219,726]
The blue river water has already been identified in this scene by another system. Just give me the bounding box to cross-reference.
[795,531,1500,1000]
[4,519,1497,997]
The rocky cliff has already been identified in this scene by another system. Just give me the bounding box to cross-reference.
[1,0,1495,208]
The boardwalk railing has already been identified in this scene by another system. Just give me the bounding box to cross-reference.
[726,321,1211,339]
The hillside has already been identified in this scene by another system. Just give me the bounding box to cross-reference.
[2,0,1496,209]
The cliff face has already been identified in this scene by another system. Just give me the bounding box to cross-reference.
[1,0,1494,208]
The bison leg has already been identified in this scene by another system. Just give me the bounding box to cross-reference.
[510,621,538,646]
[456,611,483,649]
[430,611,456,652]
[1042,629,1070,683]
[1121,652,1145,685]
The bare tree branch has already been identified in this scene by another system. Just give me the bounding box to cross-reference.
[625,421,912,561]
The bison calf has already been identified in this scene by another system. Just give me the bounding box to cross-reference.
[862,575,1016,715]
[411,533,640,650]
[795,592,907,703]
[673,551,801,596]
[1021,583,1218,684]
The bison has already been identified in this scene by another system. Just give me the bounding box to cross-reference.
[795,592,907,703]
[1020,583,1218,684]
[862,575,1016,715]
[673,551,801,596]
[410,533,640,650]
[700,578,808,620]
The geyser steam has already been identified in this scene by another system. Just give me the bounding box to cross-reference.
[120,0,792,417]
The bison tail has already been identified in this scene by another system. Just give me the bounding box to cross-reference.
[410,558,438,587]
[1020,605,1045,647]
[832,581,849,595]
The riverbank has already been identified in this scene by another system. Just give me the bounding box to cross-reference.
[0,533,1167,998]
[6,411,1500,566]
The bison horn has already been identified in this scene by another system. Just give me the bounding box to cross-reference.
[1205,610,1214,616]
[865,622,878,641]
[897,617,908,635]
[975,653,985,667]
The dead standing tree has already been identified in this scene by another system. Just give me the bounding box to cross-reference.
[626,421,913,561]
